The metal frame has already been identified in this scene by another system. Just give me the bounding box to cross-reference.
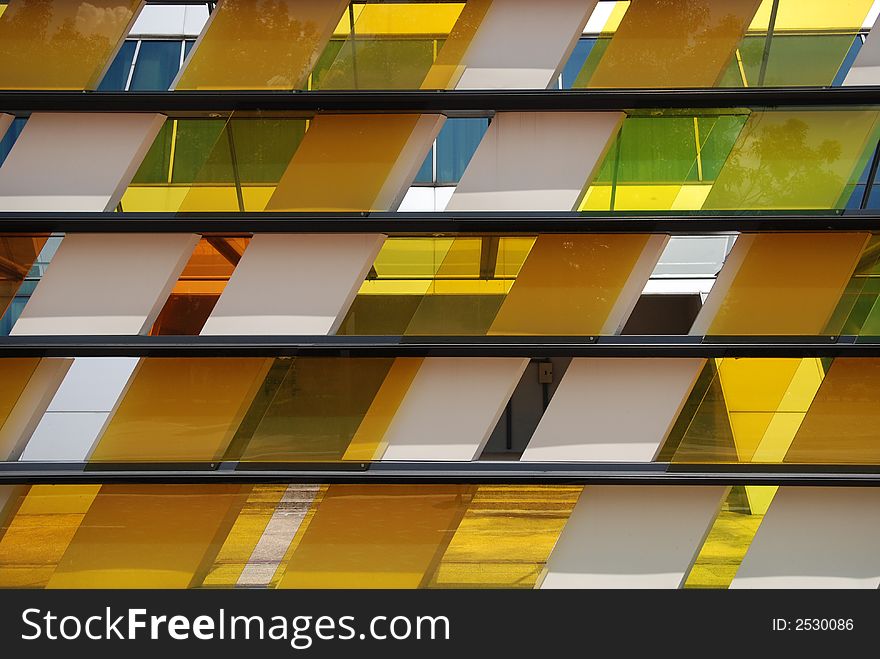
[1,211,879,234]
[0,461,879,485]
[0,335,875,357]
[2,88,880,115]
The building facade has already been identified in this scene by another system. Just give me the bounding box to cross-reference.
[0,0,878,589]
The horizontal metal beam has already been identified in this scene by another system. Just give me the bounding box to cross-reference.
[0,87,879,115]
[0,211,876,234]
[0,461,878,485]
[0,335,874,358]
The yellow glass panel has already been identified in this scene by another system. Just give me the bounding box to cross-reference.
[703,111,880,210]
[0,0,141,89]
[785,358,880,463]
[90,358,273,462]
[0,358,40,432]
[425,486,581,588]
[268,485,328,588]
[708,233,869,335]
[344,357,423,461]
[47,485,249,588]
[176,0,347,90]
[488,234,650,335]
[265,114,422,211]
[0,485,99,588]
[420,0,491,89]
[318,2,466,89]
[666,358,826,463]
[582,0,761,88]
[685,485,776,588]
[0,236,47,318]
[747,0,872,31]
[201,485,287,587]
[278,485,474,588]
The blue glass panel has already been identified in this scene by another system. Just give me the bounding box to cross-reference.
[561,38,596,89]
[97,40,137,91]
[832,36,864,87]
[867,183,880,209]
[184,40,196,58]
[130,41,183,91]
[0,117,26,169]
[413,146,434,184]
[435,118,488,185]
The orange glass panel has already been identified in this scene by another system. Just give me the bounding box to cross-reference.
[0,236,47,318]
[278,484,474,588]
[176,0,347,90]
[47,485,249,588]
[150,237,249,335]
[0,0,142,89]
[0,358,40,431]
[265,114,424,211]
[581,0,761,88]
[707,233,868,335]
[420,0,491,89]
[89,358,272,462]
[487,234,651,335]
[785,358,880,463]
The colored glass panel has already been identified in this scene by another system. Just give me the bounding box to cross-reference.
[685,485,776,588]
[47,485,249,588]
[706,233,868,335]
[487,234,651,335]
[225,357,396,462]
[580,112,748,211]
[201,485,287,587]
[703,110,880,210]
[425,486,581,588]
[663,358,826,463]
[785,358,880,463]
[0,0,142,90]
[89,358,273,462]
[150,237,250,336]
[175,0,347,90]
[0,236,47,319]
[313,2,465,90]
[0,485,100,588]
[825,236,880,336]
[278,484,474,588]
[0,358,40,437]
[265,114,425,211]
[577,0,761,88]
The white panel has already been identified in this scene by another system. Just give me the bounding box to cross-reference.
[20,412,110,462]
[446,112,623,211]
[201,233,385,336]
[455,0,597,89]
[0,113,165,212]
[845,16,880,84]
[380,357,529,461]
[131,5,186,36]
[523,358,704,462]
[732,487,880,588]
[46,358,140,412]
[182,4,211,36]
[435,186,455,211]
[237,484,321,587]
[584,2,616,33]
[0,359,72,460]
[12,233,198,336]
[541,486,727,589]
[398,186,437,212]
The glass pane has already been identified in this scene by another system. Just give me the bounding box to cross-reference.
[97,39,136,91]
[435,117,488,184]
[0,236,47,319]
[176,0,347,90]
[0,116,25,168]
[129,40,183,91]
[0,0,141,89]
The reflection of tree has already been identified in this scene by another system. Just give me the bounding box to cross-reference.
[707,117,846,209]
[193,0,325,89]
[591,0,758,87]
[0,1,138,88]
